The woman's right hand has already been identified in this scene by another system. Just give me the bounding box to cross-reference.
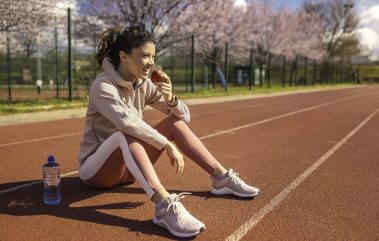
[164,142,184,174]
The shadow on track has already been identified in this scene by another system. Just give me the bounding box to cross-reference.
[0,177,199,240]
[0,176,257,240]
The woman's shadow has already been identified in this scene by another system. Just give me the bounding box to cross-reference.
[0,177,254,240]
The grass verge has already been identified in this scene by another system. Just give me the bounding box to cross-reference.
[0,83,363,115]
[0,99,88,115]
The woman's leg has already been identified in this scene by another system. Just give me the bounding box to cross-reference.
[80,114,224,192]
[79,131,156,198]
[151,115,225,176]
[81,147,126,188]
[79,130,205,237]
[123,134,167,192]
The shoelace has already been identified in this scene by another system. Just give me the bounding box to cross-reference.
[229,169,247,187]
[167,192,192,220]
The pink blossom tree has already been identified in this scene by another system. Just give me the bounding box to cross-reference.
[171,0,249,87]
[75,0,200,55]
[0,0,65,60]
[242,2,325,63]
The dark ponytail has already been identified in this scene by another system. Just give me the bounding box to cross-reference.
[96,26,156,69]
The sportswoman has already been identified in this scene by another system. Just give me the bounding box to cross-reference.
[78,26,260,238]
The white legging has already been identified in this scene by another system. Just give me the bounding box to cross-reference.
[79,131,155,198]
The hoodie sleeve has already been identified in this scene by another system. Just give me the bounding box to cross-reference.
[145,80,190,124]
[91,79,169,150]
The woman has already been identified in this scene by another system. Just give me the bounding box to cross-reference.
[78,26,260,238]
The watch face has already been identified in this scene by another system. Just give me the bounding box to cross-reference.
[168,95,178,106]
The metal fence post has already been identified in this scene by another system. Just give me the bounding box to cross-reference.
[171,47,175,92]
[191,35,195,93]
[224,42,228,92]
[289,60,294,87]
[312,59,316,85]
[259,56,263,87]
[267,52,271,88]
[281,55,286,88]
[185,55,188,92]
[294,55,298,85]
[249,48,254,90]
[331,63,335,83]
[67,7,73,101]
[6,35,12,101]
[55,23,60,98]
[93,34,97,81]
[304,56,308,86]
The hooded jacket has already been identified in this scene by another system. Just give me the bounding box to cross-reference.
[77,57,190,168]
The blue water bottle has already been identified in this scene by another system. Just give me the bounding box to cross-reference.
[43,155,62,205]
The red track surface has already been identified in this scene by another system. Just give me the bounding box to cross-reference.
[0,86,378,241]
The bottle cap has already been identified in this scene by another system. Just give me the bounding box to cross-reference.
[47,155,55,162]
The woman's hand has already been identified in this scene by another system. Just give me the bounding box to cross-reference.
[164,141,184,174]
[154,71,173,103]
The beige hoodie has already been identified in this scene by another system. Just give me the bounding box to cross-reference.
[77,57,190,167]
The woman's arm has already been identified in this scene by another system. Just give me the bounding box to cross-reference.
[146,79,190,124]
[91,79,170,150]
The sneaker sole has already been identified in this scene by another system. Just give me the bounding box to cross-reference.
[210,187,259,198]
[153,217,205,238]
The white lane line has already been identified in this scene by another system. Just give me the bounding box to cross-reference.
[0,94,362,148]
[225,106,379,241]
[0,132,83,148]
[0,93,365,195]
[148,104,265,125]
[0,104,264,148]
[199,94,364,140]
[0,171,79,195]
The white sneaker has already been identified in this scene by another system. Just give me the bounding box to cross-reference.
[153,192,206,238]
[211,169,260,198]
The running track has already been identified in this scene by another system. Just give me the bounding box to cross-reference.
[0,86,378,241]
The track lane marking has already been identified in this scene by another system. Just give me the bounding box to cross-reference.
[198,94,364,140]
[0,93,366,194]
[0,104,265,148]
[225,106,379,241]
[0,132,83,148]
[0,95,363,148]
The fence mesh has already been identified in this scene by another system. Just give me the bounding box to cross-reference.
[0,3,354,102]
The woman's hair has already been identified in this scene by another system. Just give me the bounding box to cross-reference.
[96,26,156,68]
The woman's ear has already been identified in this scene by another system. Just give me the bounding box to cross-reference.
[119,51,128,63]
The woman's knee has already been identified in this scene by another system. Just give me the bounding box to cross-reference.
[172,118,189,131]
[80,147,126,189]
[165,115,186,127]
[111,131,125,141]
[124,134,144,148]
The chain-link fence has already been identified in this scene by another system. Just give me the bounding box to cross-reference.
[0,3,354,102]
[0,4,99,101]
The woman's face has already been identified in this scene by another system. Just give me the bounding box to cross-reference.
[119,42,155,80]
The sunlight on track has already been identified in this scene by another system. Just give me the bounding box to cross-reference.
[225,107,379,241]
[0,93,367,196]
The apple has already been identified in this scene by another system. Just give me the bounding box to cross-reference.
[151,70,164,83]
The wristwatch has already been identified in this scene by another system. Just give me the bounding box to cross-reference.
[167,94,178,107]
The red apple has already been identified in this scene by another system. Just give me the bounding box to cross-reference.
[151,70,164,83]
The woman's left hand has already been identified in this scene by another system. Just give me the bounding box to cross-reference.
[154,71,173,103]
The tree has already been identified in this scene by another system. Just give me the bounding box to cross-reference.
[0,0,67,86]
[302,0,360,61]
[0,0,57,32]
[286,10,326,59]
[171,0,249,88]
[76,0,200,55]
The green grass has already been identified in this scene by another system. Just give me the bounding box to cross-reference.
[175,83,360,99]
[0,98,88,115]
[352,64,379,79]
[0,83,363,115]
